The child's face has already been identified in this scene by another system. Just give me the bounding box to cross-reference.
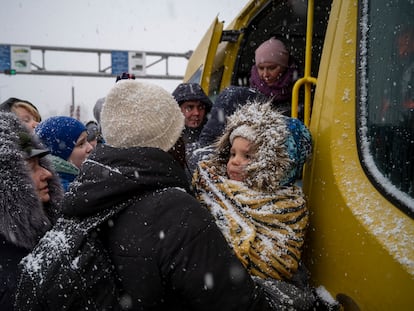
[68,131,94,169]
[14,106,39,133]
[227,137,254,182]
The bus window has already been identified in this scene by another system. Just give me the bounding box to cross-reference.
[187,67,202,84]
[360,0,414,215]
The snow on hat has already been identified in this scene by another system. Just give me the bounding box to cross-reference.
[229,124,257,145]
[172,83,213,112]
[255,37,289,67]
[35,116,87,161]
[101,80,184,151]
[214,100,312,191]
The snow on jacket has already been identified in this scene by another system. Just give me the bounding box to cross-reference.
[209,100,312,190]
[192,101,312,280]
[29,144,273,311]
[0,112,63,310]
[192,161,308,281]
[188,86,262,178]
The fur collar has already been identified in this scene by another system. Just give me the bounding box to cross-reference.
[0,112,63,249]
[209,101,311,192]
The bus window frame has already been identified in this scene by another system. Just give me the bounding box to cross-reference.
[356,0,414,217]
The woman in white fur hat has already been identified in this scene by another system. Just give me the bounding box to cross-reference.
[19,80,276,310]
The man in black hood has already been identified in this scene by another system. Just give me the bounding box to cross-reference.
[172,83,213,181]
[172,83,212,145]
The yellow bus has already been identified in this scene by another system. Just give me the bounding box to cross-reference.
[184,0,414,309]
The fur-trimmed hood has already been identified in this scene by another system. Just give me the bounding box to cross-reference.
[209,100,312,192]
[0,112,63,249]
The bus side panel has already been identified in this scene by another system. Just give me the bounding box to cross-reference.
[304,0,414,309]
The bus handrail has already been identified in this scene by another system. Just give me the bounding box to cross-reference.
[291,76,317,126]
[291,0,317,127]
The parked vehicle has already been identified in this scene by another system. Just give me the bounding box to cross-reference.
[184,0,414,309]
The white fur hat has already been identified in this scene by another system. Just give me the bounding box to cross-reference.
[101,80,184,151]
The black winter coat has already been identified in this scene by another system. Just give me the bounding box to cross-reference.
[0,237,28,309]
[61,144,273,311]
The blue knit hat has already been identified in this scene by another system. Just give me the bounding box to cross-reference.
[35,116,86,160]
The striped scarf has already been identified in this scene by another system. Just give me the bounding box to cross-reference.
[192,161,309,280]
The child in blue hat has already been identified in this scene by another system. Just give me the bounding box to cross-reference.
[35,116,93,191]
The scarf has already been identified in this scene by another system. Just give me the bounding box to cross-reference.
[193,161,309,281]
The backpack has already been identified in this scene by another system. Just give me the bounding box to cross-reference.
[14,200,132,311]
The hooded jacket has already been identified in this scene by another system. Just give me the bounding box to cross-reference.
[0,112,63,310]
[172,83,213,147]
[192,101,312,281]
[186,87,263,179]
[211,100,312,189]
[48,144,273,310]
[172,83,213,114]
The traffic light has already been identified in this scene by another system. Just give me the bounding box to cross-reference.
[4,69,16,75]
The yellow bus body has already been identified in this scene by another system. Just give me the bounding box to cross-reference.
[304,1,414,309]
[184,0,414,309]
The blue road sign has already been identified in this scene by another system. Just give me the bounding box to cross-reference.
[0,45,11,71]
[111,51,128,75]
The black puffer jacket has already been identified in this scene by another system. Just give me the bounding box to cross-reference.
[61,144,273,311]
[0,112,63,310]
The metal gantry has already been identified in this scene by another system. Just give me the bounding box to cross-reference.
[1,44,192,79]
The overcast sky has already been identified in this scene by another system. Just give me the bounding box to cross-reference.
[0,0,247,121]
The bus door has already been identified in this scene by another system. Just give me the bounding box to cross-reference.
[184,17,223,93]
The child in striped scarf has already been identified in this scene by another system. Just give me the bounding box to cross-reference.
[192,99,312,281]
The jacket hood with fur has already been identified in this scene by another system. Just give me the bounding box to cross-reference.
[0,112,63,249]
[209,100,312,192]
